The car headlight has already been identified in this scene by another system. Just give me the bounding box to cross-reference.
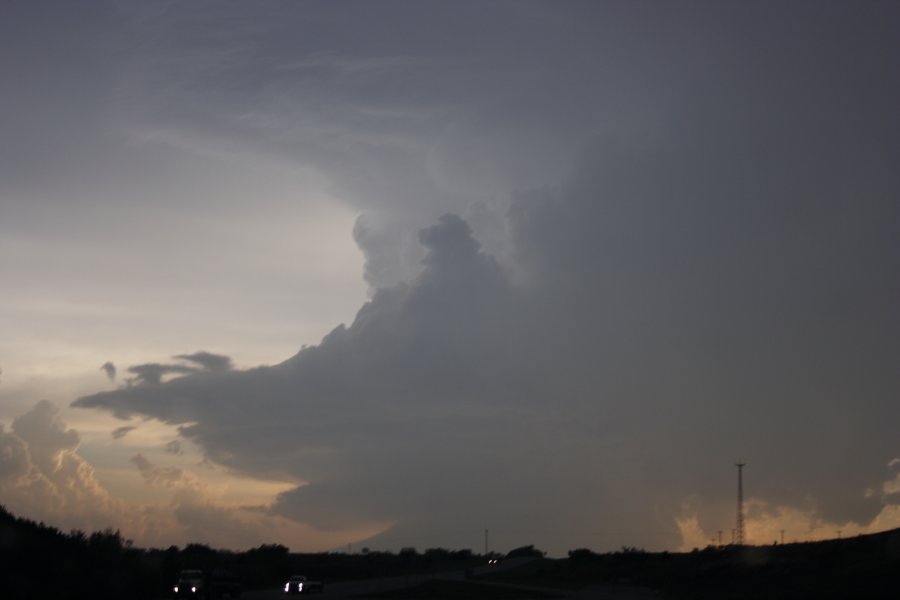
[285,583,290,592]
[298,583,303,592]
[191,586,197,593]
[174,586,179,593]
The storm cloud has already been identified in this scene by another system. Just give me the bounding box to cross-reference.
[124,352,233,385]
[3,0,897,554]
[101,362,117,381]
[75,130,900,551]
[175,352,233,373]
[111,425,136,440]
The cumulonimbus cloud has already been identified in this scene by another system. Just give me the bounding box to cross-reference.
[73,129,900,552]
[0,401,125,533]
[60,1,900,547]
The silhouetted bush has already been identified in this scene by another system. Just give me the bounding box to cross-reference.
[567,548,599,563]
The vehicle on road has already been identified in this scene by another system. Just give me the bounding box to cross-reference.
[174,570,206,598]
[173,568,241,598]
[284,575,324,594]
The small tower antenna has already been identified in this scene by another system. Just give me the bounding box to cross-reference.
[735,460,746,545]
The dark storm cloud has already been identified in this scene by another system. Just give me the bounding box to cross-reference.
[101,0,900,291]
[101,362,117,381]
[75,141,900,550]
[111,425,136,440]
[126,363,197,386]
[71,1,900,552]
[122,353,232,385]
[174,352,232,372]
[103,0,622,287]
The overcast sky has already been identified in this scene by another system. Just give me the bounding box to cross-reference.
[1,1,899,555]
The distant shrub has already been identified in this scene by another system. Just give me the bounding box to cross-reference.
[568,548,598,562]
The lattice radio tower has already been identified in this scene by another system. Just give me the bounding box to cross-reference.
[735,460,746,545]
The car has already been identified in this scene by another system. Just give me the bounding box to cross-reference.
[173,568,241,598]
[284,575,324,594]
[173,569,206,598]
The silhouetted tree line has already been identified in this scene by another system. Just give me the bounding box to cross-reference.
[0,506,156,599]
[0,506,487,599]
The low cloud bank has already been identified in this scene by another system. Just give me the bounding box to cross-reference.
[0,401,359,551]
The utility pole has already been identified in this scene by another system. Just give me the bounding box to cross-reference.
[484,529,489,555]
[718,530,722,546]
[780,529,785,545]
[735,461,746,545]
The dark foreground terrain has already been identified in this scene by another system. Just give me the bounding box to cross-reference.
[2,505,899,599]
[477,535,900,599]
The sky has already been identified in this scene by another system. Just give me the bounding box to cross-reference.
[1,0,898,556]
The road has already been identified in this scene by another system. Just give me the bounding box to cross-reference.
[239,559,664,600]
